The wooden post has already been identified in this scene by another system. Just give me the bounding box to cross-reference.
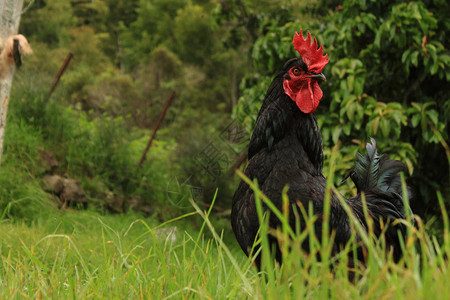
[138,91,176,167]
[48,53,73,99]
[0,0,24,164]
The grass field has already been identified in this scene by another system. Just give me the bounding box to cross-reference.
[0,204,252,299]
[1,191,449,299]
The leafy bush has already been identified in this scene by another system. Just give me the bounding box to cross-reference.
[3,82,183,217]
[173,5,217,64]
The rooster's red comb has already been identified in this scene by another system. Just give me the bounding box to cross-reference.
[293,29,329,73]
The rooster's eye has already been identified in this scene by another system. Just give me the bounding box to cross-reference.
[292,68,301,76]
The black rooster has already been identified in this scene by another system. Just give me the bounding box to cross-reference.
[231,30,412,268]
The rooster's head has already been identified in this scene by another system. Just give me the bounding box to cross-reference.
[283,29,329,114]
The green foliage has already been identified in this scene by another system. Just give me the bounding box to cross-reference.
[69,26,113,74]
[4,83,182,216]
[120,0,188,69]
[173,5,217,64]
[20,0,75,46]
[9,0,255,219]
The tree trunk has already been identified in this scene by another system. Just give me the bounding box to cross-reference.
[0,0,24,164]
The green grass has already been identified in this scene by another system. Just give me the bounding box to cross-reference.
[0,208,250,299]
[0,190,449,299]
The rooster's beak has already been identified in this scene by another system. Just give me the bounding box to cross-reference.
[309,73,326,82]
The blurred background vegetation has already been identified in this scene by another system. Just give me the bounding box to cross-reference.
[1,0,448,225]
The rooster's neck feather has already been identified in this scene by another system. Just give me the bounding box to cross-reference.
[248,75,323,173]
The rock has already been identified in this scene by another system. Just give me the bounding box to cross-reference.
[104,190,125,213]
[60,178,88,208]
[43,175,88,209]
[43,175,64,194]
